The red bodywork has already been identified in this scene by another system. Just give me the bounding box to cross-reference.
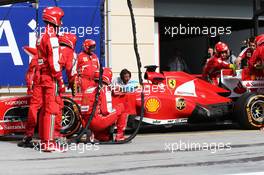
[0,70,233,135]
[134,70,232,125]
[0,96,30,135]
[0,94,82,136]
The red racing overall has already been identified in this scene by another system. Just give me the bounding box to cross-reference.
[77,51,99,93]
[77,39,100,93]
[81,85,128,141]
[248,43,264,80]
[24,55,42,138]
[37,24,65,146]
[202,56,232,85]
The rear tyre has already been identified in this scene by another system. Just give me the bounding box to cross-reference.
[234,92,264,129]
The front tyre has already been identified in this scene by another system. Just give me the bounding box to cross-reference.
[234,93,264,129]
[61,97,82,138]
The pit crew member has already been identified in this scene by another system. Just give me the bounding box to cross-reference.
[81,68,128,142]
[235,37,256,69]
[248,34,264,79]
[202,42,236,86]
[37,6,65,152]
[77,39,100,93]
[18,53,42,148]
[17,33,77,148]
[58,32,78,96]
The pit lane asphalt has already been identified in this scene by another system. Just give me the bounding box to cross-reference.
[1,125,264,175]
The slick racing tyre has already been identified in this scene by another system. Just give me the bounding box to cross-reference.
[61,97,82,138]
[234,93,264,129]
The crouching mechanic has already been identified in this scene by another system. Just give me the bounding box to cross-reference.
[81,68,128,142]
[77,39,100,93]
[248,34,264,79]
[202,42,236,86]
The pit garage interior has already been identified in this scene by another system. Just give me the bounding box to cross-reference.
[155,0,264,74]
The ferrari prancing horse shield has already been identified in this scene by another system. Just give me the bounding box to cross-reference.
[168,79,176,89]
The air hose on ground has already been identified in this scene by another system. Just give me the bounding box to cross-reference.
[98,0,145,144]
[70,0,145,145]
[68,0,105,144]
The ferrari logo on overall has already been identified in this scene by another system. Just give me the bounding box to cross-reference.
[168,79,176,89]
[176,98,186,111]
[145,97,161,113]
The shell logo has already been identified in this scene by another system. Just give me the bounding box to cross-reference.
[145,97,161,113]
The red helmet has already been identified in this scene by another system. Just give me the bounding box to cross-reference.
[42,7,64,26]
[83,39,96,53]
[59,33,77,49]
[215,42,229,53]
[94,68,112,85]
[255,35,264,46]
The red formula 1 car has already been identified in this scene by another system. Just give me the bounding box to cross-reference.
[0,66,264,137]
[129,65,264,129]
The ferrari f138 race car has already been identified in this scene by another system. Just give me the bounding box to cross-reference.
[132,65,264,129]
[0,65,264,137]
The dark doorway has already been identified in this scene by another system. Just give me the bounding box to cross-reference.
[157,17,264,74]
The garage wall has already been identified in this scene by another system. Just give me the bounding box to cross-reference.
[106,0,155,80]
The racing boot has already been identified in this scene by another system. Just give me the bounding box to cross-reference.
[79,130,96,143]
[115,133,126,142]
[17,136,34,148]
[115,113,128,142]
[54,137,68,152]
[41,141,56,152]
[109,125,115,141]
[94,129,111,142]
